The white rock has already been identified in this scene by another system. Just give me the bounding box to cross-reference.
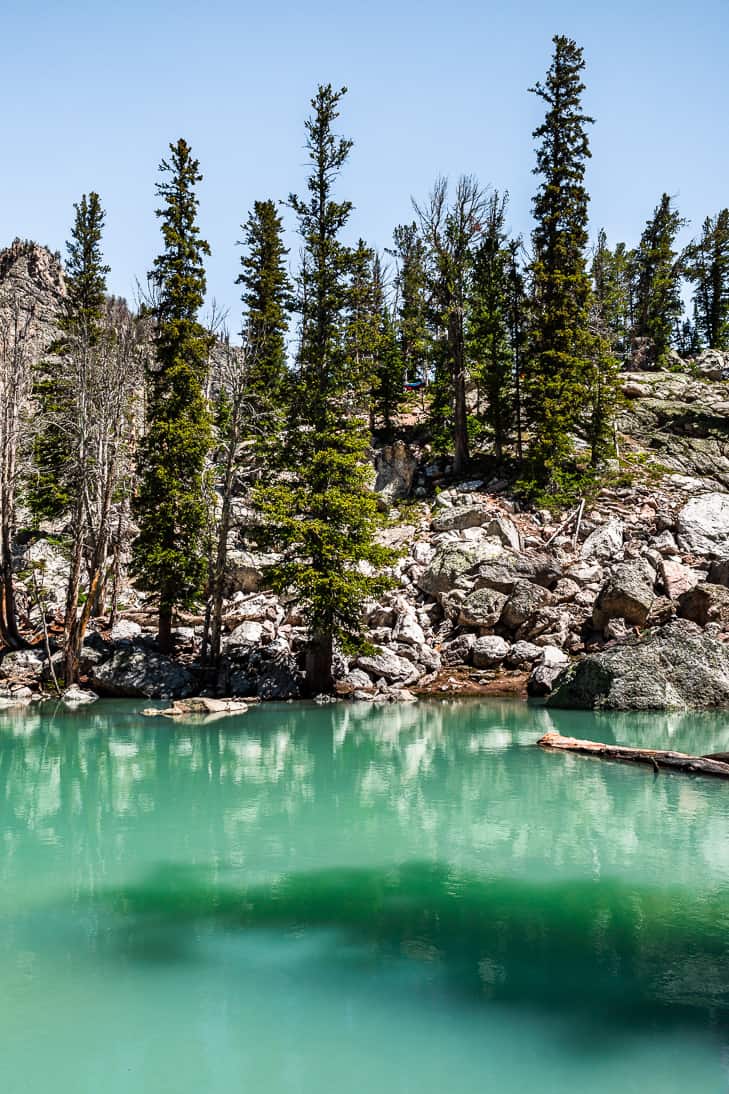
[111,619,142,642]
[227,621,264,646]
[677,493,729,558]
[581,519,624,562]
[472,635,510,668]
[62,685,98,705]
[538,645,568,668]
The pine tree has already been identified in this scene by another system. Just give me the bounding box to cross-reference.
[255,85,392,694]
[469,191,513,459]
[372,301,405,431]
[684,210,729,350]
[632,193,685,366]
[30,193,109,523]
[415,175,486,473]
[237,199,291,409]
[345,239,381,407]
[131,139,213,653]
[592,230,632,361]
[587,229,625,468]
[59,194,110,682]
[389,222,429,384]
[505,239,527,462]
[526,35,594,489]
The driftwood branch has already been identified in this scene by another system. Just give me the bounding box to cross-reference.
[544,500,585,548]
[537,732,729,780]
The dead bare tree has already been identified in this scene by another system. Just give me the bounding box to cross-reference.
[63,299,145,682]
[0,293,38,648]
[202,332,260,680]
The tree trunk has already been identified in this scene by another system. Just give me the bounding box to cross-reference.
[158,599,173,654]
[538,732,729,780]
[0,473,22,649]
[305,631,333,695]
[208,436,237,677]
[64,494,85,684]
[450,311,469,475]
[0,522,21,649]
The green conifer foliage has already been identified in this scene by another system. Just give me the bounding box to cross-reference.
[390,222,429,384]
[505,239,527,462]
[255,85,392,694]
[131,139,213,652]
[237,198,291,405]
[345,239,381,403]
[526,35,594,488]
[592,230,632,361]
[684,210,729,350]
[30,193,109,521]
[469,191,513,459]
[588,229,625,466]
[416,176,486,474]
[372,302,405,431]
[631,193,685,366]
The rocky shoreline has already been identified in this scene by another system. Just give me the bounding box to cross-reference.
[4,431,729,712]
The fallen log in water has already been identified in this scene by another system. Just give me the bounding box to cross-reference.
[537,732,729,780]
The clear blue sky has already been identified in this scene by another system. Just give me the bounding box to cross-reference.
[3,0,727,326]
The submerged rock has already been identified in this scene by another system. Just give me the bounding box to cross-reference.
[547,620,729,711]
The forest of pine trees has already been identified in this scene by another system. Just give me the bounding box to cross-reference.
[0,34,727,688]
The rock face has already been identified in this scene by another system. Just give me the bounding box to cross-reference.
[547,621,729,711]
[355,646,420,684]
[592,558,655,630]
[223,550,278,595]
[691,348,729,381]
[581,519,624,562]
[417,540,502,597]
[224,639,303,700]
[472,635,509,668]
[90,648,196,699]
[677,494,729,557]
[0,240,63,360]
[373,441,418,502]
[458,587,508,629]
[677,583,729,626]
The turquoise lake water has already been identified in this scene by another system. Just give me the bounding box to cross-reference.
[2,697,729,1093]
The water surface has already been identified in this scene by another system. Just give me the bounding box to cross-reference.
[2,698,729,1093]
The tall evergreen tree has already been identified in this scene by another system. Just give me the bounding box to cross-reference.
[631,193,685,366]
[587,229,625,468]
[372,301,405,431]
[256,85,392,694]
[30,193,109,523]
[345,239,381,405]
[131,139,213,653]
[469,191,513,459]
[592,230,632,362]
[505,239,528,462]
[59,193,110,682]
[237,199,291,407]
[389,222,429,384]
[526,34,594,489]
[683,209,729,350]
[415,175,486,473]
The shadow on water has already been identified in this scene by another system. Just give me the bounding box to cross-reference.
[69,858,729,1040]
[4,698,729,1052]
